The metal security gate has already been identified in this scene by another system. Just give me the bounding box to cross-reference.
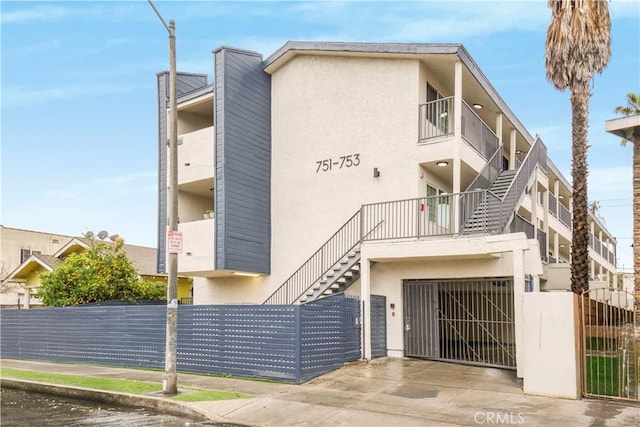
[581,288,638,402]
[403,278,515,369]
[370,295,387,358]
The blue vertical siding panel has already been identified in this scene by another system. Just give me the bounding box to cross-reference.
[214,47,271,274]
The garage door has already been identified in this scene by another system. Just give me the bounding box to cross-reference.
[403,278,515,369]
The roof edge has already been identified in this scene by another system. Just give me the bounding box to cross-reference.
[212,45,264,58]
[263,41,463,71]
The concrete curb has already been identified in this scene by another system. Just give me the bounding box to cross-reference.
[0,378,226,424]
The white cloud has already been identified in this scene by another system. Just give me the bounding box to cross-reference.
[43,172,157,201]
[1,4,139,24]
[2,82,149,108]
[589,166,631,200]
[13,38,62,57]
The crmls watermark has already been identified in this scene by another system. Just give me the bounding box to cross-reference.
[473,411,526,425]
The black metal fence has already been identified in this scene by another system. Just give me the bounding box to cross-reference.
[0,294,361,384]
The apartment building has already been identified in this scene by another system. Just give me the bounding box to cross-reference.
[156,42,617,375]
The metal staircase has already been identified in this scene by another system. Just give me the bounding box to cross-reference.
[462,137,547,236]
[263,212,381,305]
[298,249,362,303]
[462,170,516,234]
[264,138,548,305]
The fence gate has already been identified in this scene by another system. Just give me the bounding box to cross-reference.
[581,288,638,402]
[370,295,387,358]
[403,278,515,369]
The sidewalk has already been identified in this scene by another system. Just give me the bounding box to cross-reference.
[2,357,638,426]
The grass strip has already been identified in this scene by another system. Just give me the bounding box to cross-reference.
[0,367,161,394]
[0,367,250,402]
[172,389,250,402]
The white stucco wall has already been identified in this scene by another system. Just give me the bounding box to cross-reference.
[522,292,580,399]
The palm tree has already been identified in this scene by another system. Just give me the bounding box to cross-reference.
[615,92,640,316]
[545,0,611,294]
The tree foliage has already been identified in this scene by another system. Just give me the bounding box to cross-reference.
[616,92,640,146]
[37,236,165,306]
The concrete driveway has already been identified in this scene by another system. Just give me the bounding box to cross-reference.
[3,357,638,426]
[192,357,639,426]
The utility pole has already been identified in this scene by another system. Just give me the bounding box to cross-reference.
[148,0,178,395]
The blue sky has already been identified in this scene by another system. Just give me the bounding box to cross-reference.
[1,0,639,270]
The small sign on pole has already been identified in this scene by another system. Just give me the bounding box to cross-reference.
[167,230,183,254]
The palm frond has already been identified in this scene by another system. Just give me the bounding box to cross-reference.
[545,0,611,90]
[615,92,640,116]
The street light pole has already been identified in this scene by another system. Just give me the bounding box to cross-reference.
[148,0,178,395]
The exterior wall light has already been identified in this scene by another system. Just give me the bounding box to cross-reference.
[373,167,380,178]
[436,161,449,167]
[233,272,261,277]
[473,103,483,110]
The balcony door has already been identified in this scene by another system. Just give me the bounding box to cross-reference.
[426,83,448,134]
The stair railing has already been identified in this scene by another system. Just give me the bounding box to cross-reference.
[465,144,504,192]
[498,137,547,232]
[263,211,362,305]
[460,144,504,232]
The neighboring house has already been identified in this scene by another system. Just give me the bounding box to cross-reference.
[156,42,618,375]
[0,226,75,307]
[1,229,192,308]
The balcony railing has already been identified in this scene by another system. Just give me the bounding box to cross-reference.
[510,214,534,239]
[588,233,616,267]
[559,203,571,229]
[537,229,547,262]
[509,214,546,261]
[419,97,453,140]
[177,219,215,276]
[418,98,499,161]
[362,194,456,240]
[549,196,558,217]
[461,101,499,159]
[361,190,508,240]
[178,127,215,186]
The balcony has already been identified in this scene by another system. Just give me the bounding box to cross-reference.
[509,214,547,261]
[178,127,214,186]
[177,218,215,277]
[589,233,616,267]
[549,195,572,231]
[418,98,498,160]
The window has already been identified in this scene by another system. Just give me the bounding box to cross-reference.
[20,249,41,263]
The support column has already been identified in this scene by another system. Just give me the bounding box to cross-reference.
[513,248,525,378]
[360,257,372,361]
[453,60,462,234]
[543,188,549,259]
[24,287,31,309]
[509,129,517,170]
[554,231,560,261]
[531,175,539,237]
[496,114,503,147]
[454,61,462,139]
[453,157,461,234]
